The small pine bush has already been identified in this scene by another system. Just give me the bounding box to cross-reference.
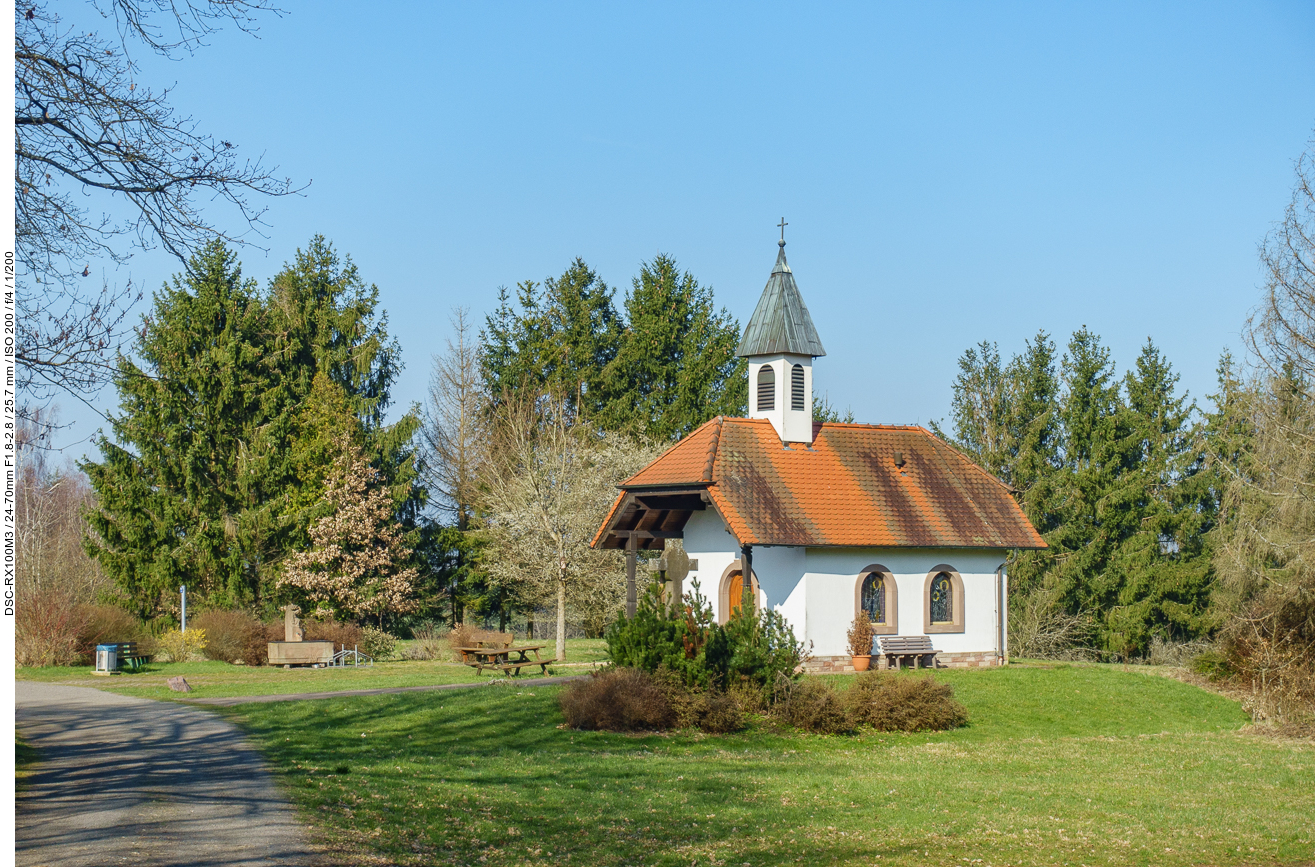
[846,672,968,732]
[609,580,807,695]
[559,667,676,732]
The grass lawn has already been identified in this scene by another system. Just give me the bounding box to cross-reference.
[224,663,1315,867]
[13,638,609,701]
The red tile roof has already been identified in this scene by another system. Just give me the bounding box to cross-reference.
[596,417,1045,550]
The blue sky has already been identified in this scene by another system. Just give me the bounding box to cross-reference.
[53,1,1315,455]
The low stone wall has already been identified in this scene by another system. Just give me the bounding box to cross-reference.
[802,651,1002,674]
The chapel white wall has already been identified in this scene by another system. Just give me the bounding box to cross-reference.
[679,510,1007,659]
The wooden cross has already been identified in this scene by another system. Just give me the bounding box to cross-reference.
[778,217,788,242]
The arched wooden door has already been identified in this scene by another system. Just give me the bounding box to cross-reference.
[725,570,759,620]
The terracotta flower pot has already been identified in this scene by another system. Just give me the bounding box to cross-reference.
[851,654,871,672]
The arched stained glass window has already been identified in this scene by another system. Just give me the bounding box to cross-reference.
[930,572,953,624]
[860,573,886,624]
[757,365,775,411]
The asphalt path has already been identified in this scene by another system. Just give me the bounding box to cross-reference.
[15,682,324,867]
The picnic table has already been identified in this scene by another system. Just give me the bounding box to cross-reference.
[455,643,556,676]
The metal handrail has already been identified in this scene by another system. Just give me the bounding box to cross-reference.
[331,644,373,667]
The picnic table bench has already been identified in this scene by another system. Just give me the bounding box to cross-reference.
[111,641,150,671]
[455,641,556,676]
[876,635,939,670]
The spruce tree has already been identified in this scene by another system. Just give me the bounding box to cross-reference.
[83,241,288,615]
[480,259,622,419]
[602,254,746,440]
[267,236,421,515]
[1103,340,1214,652]
[84,238,421,618]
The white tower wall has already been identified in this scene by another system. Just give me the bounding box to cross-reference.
[748,353,814,444]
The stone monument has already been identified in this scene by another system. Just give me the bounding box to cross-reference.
[284,604,304,642]
[660,544,695,611]
[267,604,334,666]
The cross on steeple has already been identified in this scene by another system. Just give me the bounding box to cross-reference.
[777,217,788,247]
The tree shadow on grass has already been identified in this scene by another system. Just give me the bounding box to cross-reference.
[230,688,962,866]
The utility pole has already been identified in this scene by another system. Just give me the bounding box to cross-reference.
[180,585,187,632]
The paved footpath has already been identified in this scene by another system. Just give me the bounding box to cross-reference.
[16,682,324,867]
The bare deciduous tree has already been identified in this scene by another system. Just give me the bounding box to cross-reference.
[1215,135,1315,721]
[421,308,487,530]
[479,395,659,662]
[16,408,110,602]
[15,0,300,414]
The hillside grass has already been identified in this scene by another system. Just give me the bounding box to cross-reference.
[225,663,1315,867]
[13,638,609,701]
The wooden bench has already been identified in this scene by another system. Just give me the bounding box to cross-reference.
[490,655,558,676]
[876,635,939,671]
[112,641,150,671]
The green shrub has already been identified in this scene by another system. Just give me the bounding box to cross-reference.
[846,672,968,732]
[776,677,854,734]
[708,605,808,694]
[559,667,676,732]
[361,626,397,660]
[194,609,265,664]
[608,580,806,694]
[607,580,714,688]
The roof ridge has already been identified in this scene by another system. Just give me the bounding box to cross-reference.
[817,421,927,431]
[701,416,724,482]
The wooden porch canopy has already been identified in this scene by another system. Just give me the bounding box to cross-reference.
[593,488,710,551]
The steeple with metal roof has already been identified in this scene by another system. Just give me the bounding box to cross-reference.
[736,228,826,359]
[740,222,824,444]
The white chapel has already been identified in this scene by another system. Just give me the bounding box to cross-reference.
[594,234,1045,669]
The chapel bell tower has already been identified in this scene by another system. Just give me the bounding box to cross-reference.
[736,222,827,444]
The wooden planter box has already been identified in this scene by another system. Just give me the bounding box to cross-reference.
[267,640,334,666]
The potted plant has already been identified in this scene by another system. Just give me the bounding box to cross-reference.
[847,611,875,672]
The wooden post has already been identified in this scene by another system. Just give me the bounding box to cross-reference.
[740,543,754,613]
[625,533,638,617]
